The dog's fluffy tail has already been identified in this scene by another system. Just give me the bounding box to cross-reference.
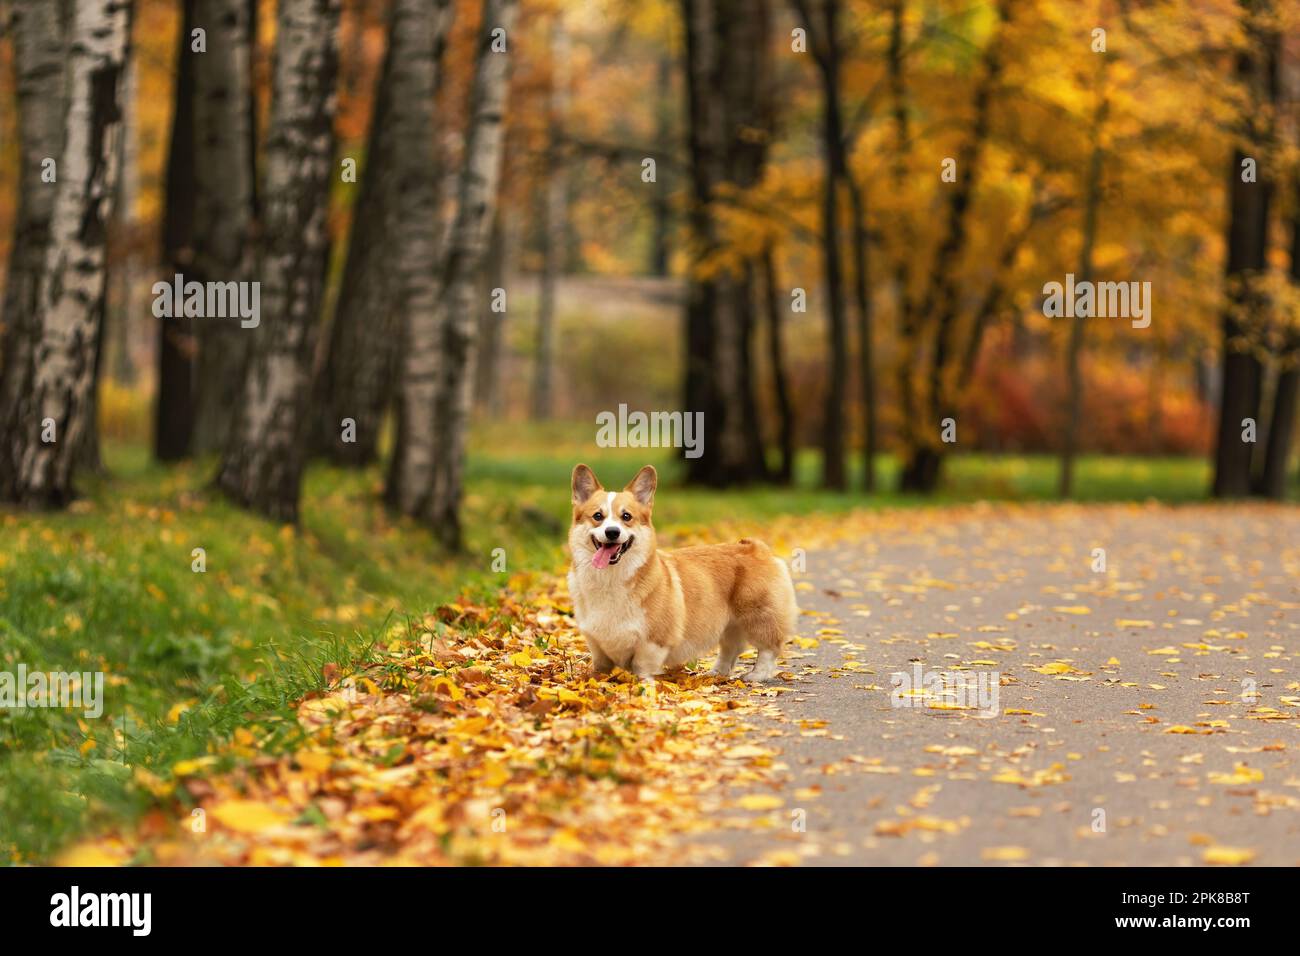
[772,551,799,637]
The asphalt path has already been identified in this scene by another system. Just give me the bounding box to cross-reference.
[687,503,1300,866]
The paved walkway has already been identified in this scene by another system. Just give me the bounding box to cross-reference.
[691,504,1300,866]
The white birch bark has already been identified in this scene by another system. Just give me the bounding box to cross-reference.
[387,0,517,548]
[1,0,131,507]
[0,0,68,499]
[216,0,339,522]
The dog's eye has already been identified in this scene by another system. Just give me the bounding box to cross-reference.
[621,511,632,522]
[592,512,603,522]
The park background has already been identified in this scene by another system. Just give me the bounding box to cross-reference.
[0,0,1297,864]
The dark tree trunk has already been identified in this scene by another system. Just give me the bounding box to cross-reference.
[680,0,719,485]
[1255,186,1300,499]
[312,0,445,465]
[190,0,258,454]
[531,15,567,422]
[761,245,795,484]
[154,0,198,461]
[847,178,876,492]
[0,0,133,507]
[1060,87,1109,499]
[720,0,773,484]
[898,0,1007,494]
[792,0,848,491]
[649,54,673,277]
[216,0,340,522]
[1256,363,1297,498]
[1213,5,1277,498]
[898,446,943,495]
[736,262,770,480]
[886,0,921,489]
[679,0,771,487]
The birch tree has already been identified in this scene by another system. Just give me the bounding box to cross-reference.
[315,0,453,465]
[0,0,67,481]
[0,0,132,508]
[190,0,258,453]
[474,210,507,414]
[216,0,340,521]
[387,0,518,547]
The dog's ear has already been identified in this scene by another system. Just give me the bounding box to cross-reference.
[572,463,602,505]
[625,465,657,508]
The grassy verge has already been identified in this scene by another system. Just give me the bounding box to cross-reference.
[0,420,1260,862]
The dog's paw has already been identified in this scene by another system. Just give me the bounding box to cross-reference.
[747,651,779,683]
[747,664,778,683]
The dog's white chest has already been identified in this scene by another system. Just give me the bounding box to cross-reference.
[568,568,646,665]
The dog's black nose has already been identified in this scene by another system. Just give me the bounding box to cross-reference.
[604,526,621,542]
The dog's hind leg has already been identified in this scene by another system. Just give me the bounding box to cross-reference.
[710,625,745,678]
[742,615,786,683]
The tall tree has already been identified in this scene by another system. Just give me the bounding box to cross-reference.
[761,243,795,483]
[649,53,673,277]
[313,0,452,465]
[386,0,516,549]
[189,0,258,454]
[531,11,569,422]
[847,176,876,493]
[0,0,68,472]
[896,0,1008,493]
[680,0,772,487]
[475,209,507,415]
[1213,0,1277,497]
[680,0,719,486]
[717,0,773,486]
[215,0,340,522]
[1059,74,1109,499]
[108,45,143,387]
[154,0,199,461]
[0,0,133,507]
[792,0,849,491]
[1255,184,1300,499]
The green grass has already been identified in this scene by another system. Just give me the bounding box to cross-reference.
[0,420,1271,863]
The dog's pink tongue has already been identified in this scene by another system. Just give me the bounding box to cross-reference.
[591,543,619,569]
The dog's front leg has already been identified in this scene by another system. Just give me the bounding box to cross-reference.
[586,638,615,676]
[630,641,669,683]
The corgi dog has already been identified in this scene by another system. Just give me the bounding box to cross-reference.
[566,463,798,683]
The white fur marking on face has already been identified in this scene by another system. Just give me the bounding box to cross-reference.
[597,491,625,543]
